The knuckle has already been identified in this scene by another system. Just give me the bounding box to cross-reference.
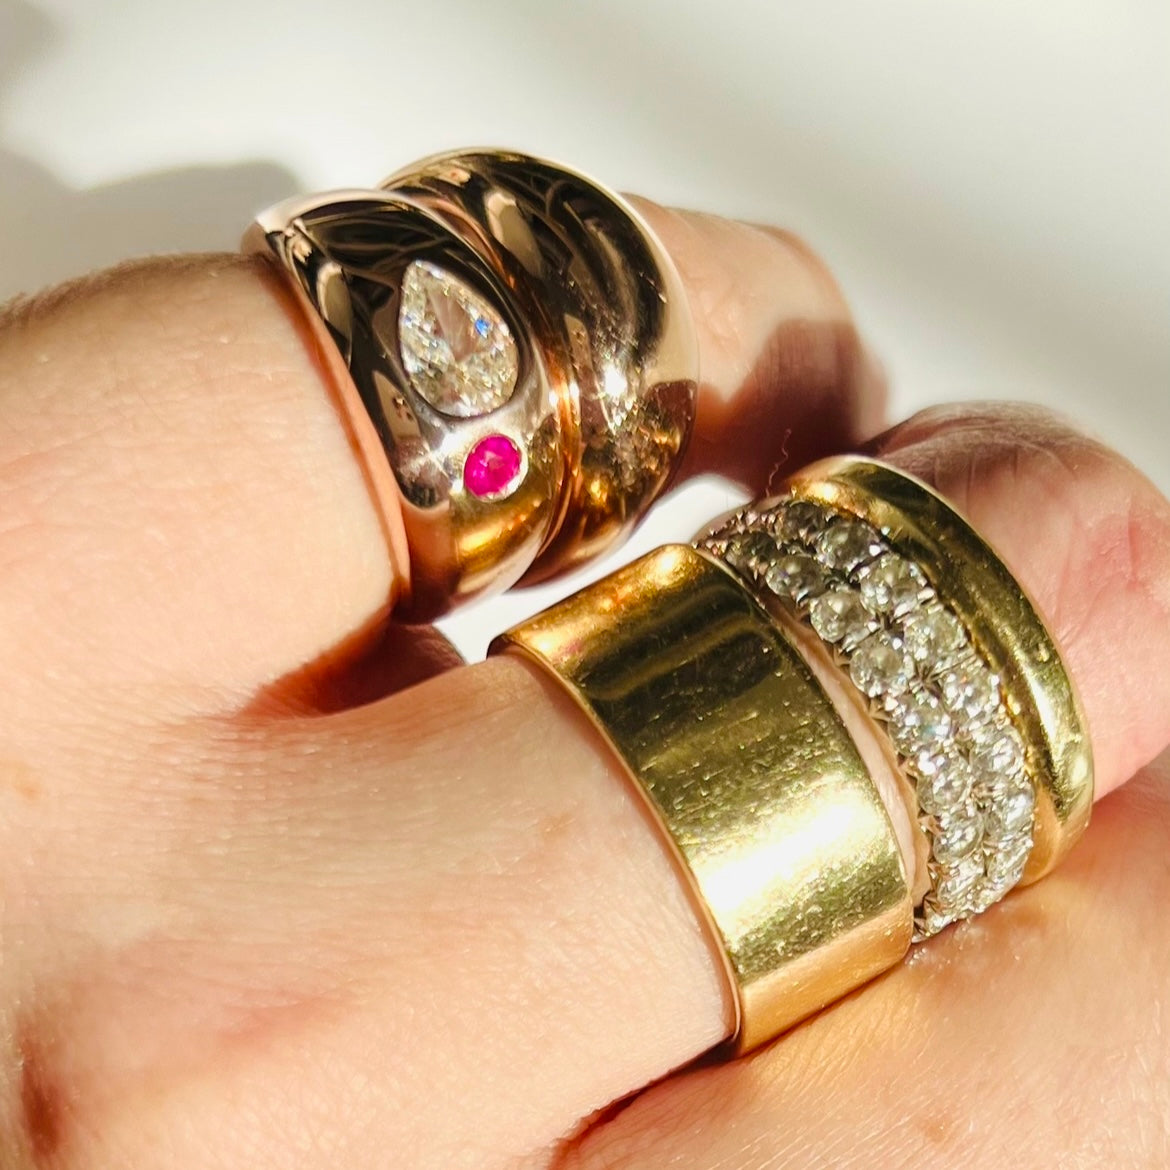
[878,401,1170,782]
[876,402,1170,636]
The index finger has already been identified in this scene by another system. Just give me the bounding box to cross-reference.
[0,196,877,720]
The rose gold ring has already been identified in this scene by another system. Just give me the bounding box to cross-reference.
[245,148,698,619]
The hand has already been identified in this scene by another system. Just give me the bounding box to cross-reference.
[1,203,1167,1169]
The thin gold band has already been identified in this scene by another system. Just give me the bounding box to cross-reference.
[491,544,913,1054]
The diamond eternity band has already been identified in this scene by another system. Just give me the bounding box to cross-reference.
[700,497,1038,939]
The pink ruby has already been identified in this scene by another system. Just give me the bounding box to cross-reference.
[464,434,522,498]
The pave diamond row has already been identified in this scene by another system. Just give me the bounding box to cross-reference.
[699,497,1037,939]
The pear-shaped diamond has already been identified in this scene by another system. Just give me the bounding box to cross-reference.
[398,260,519,417]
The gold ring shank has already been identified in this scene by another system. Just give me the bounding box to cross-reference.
[491,545,912,1054]
[786,457,1094,882]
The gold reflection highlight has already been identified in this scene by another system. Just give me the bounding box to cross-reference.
[494,545,913,1053]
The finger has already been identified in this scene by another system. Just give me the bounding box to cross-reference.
[0,257,396,721]
[15,407,1170,1166]
[867,401,1170,795]
[633,201,885,489]
[250,622,467,717]
[0,205,877,727]
[555,404,1170,1168]
[7,657,732,1168]
[562,754,1170,1170]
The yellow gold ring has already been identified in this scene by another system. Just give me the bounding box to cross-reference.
[493,457,1094,1052]
[700,456,1094,938]
[492,545,913,1054]
[246,148,698,619]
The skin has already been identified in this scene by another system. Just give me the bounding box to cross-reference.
[0,204,1167,1169]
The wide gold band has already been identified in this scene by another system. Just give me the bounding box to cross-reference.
[491,545,913,1054]
[785,457,1094,883]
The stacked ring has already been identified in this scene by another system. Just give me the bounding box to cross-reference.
[492,544,914,1053]
[699,456,1094,938]
[495,456,1093,1051]
[246,149,698,618]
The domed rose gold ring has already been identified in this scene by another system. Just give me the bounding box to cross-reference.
[245,148,698,620]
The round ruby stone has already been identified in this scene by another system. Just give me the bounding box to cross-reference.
[464,434,522,498]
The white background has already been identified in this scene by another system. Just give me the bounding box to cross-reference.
[2,0,1167,655]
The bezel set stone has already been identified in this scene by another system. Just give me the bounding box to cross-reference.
[398,259,520,420]
[702,497,1038,939]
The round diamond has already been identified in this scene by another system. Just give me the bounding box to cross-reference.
[775,500,828,544]
[809,588,873,647]
[984,784,1036,839]
[764,552,823,601]
[912,747,951,776]
[888,689,954,755]
[972,875,1014,909]
[901,605,968,670]
[814,520,885,573]
[909,745,949,780]
[932,812,983,863]
[724,531,776,575]
[967,880,1004,914]
[917,757,975,814]
[938,664,1001,721]
[985,835,1032,885]
[970,726,1026,787]
[858,553,928,616]
[849,630,912,697]
[916,898,955,938]
[934,851,984,905]
[399,260,519,417]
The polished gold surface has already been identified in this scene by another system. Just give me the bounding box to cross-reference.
[247,150,697,618]
[492,545,913,1054]
[785,457,1095,882]
[382,149,698,583]
[246,189,563,619]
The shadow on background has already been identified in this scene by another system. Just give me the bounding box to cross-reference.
[0,0,297,303]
